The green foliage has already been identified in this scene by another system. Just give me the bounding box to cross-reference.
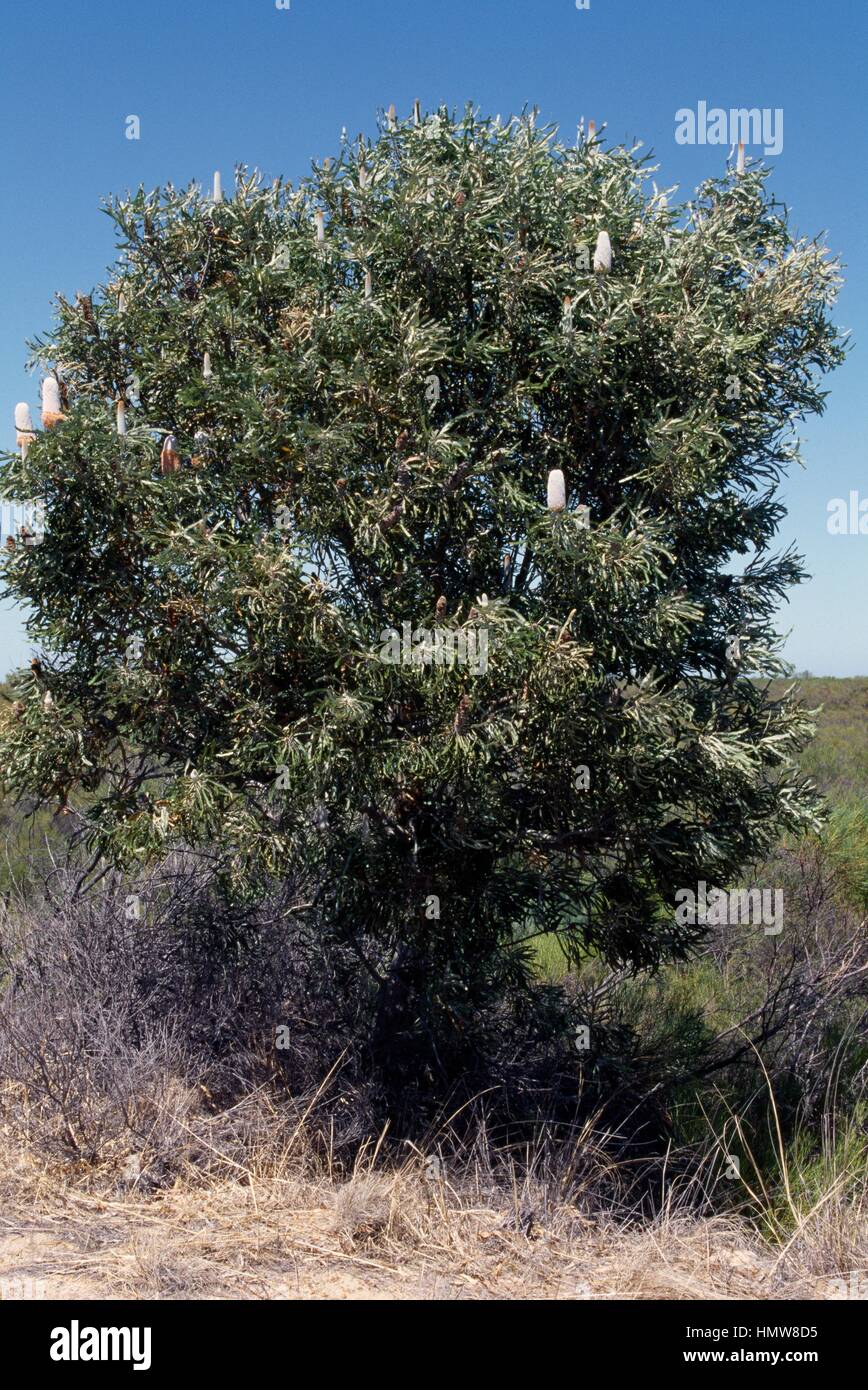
[773,677,868,912]
[773,677,868,803]
[0,107,846,1072]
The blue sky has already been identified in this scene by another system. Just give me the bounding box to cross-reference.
[0,0,865,674]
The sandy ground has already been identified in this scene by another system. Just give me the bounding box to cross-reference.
[0,1194,576,1301]
[0,1145,846,1302]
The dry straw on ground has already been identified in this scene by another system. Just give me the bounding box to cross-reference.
[0,1132,863,1301]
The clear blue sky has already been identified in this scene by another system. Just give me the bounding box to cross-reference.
[1,0,865,674]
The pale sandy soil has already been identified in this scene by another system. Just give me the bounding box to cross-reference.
[0,1144,848,1301]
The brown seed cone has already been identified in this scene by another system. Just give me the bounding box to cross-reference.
[453,694,471,734]
[444,459,473,494]
[380,500,404,533]
[160,437,181,475]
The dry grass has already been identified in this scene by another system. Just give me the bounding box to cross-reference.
[0,1133,864,1301]
[2,832,867,1302]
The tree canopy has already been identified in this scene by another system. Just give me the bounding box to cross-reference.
[0,106,845,1070]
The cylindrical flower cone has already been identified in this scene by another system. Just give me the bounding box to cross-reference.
[41,378,65,429]
[203,352,213,380]
[593,231,612,275]
[212,171,223,203]
[547,468,567,512]
[314,210,325,243]
[736,141,746,175]
[191,430,209,468]
[364,269,373,301]
[15,402,35,456]
[116,400,127,435]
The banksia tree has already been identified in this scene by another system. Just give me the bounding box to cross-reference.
[0,106,844,1088]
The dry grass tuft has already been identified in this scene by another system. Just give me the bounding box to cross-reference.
[1,1133,865,1301]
